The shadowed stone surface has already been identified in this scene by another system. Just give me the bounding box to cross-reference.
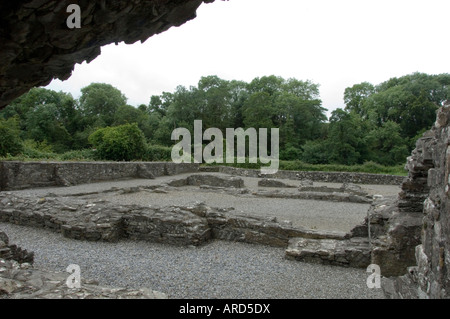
[0,0,216,109]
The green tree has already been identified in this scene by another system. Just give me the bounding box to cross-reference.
[327,109,369,165]
[228,80,249,128]
[359,73,448,140]
[0,117,23,157]
[366,121,409,165]
[2,87,79,139]
[113,104,141,126]
[25,103,72,153]
[79,83,127,127]
[283,78,320,100]
[247,75,284,96]
[301,139,333,164]
[149,92,173,117]
[197,75,235,130]
[242,92,276,129]
[88,123,146,161]
[344,82,375,116]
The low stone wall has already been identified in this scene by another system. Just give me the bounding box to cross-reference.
[211,166,405,185]
[0,161,403,191]
[0,231,34,264]
[0,161,199,191]
[0,192,347,248]
[285,237,371,268]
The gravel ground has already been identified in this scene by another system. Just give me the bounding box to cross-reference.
[104,189,371,232]
[6,172,400,233]
[1,173,398,299]
[0,222,385,299]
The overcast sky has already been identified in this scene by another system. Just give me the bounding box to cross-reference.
[46,0,450,118]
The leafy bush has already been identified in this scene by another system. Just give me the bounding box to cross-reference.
[59,149,96,161]
[280,145,302,161]
[22,139,54,153]
[301,140,332,164]
[88,123,147,161]
[21,139,57,159]
[143,144,172,161]
[0,117,23,157]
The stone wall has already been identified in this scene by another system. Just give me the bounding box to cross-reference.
[0,161,199,191]
[382,105,450,298]
[0,0,216,109]
[210,166,405,185]
[0,231,34,264]
[0,192,347,248]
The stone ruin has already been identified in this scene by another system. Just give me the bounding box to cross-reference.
[380,105,450,298]
[0,168,393,298]
[1,106,450,298]
[1,107,449,298]
[5,106,450,298]
[0,231,167,299]
[287,104,450,300]
[0,0,449,299]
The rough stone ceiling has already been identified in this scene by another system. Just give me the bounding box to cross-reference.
[0,0,216,109]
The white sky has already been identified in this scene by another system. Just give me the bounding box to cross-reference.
[46,0,450,118]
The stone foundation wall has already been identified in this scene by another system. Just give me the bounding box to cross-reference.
[212,166,405,185]
[0,161,199,191]
[0,192,346,248]
[0,231,34,264]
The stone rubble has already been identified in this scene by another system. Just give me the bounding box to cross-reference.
[0,231,34,264]
[285,237,371,268]
[0,231,166,299]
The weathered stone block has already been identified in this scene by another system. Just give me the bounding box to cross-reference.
[285,237,371,268]
[258,178,295,188]
[186,174,244,188]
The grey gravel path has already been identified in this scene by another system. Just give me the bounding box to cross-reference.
[0,222,385,299]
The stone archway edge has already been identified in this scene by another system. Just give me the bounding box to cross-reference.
[0,0,217,109]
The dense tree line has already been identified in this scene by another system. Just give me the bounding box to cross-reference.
[0,73,448,165]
